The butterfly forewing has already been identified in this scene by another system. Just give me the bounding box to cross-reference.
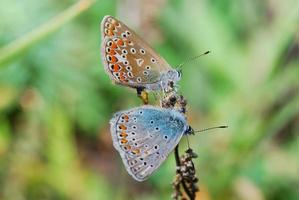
[101,15,173,89]
[110,105,187,181]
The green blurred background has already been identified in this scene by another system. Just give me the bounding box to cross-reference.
[0,0,299,199]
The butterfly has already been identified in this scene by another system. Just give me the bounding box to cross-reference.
[101,15,181,104]
[110,105,193,181]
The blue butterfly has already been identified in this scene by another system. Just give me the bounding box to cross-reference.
[110,105,193,181]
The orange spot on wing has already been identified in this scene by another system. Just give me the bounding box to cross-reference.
[110,24,115,30]
[117,39,124,46]
[110,56,118,63]
[121,138,128,144]
[107,29,114,36]
[120,132,128,137]
[119,124,127,130]
[110,42,117,49]
[120,75,126,82]
[113,64,120,72]
[132,149,140,155]
[123,115,129,122]
[109,49,116,55]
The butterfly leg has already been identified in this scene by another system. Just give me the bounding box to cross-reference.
[136,87,148,105]
[160,81,167,98]
[153,92,158,101]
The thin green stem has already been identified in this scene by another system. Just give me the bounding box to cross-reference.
[0,0,95,66]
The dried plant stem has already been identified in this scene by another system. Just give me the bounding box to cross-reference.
[174,145,195,200]
[161,91,199,200]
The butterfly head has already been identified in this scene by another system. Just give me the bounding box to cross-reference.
[184,125,194,135]
[160,70,181,92]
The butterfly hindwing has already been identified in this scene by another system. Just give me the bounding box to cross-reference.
[110,105,187,181]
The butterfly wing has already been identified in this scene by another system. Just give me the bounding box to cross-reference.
[101,15,174,89]
[110,105,187,181]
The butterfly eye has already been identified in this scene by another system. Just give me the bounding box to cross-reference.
[132,125,137,130]
[143,71,149,75]
[185,126,194,134]
[126,66,132,71]
[124,61,129,65]
[150,120,154,124]
[122,49,128,54]
[169,81,174,87]
[121,32,127,38]
[164,135,168,140]
[140,49,146,54]
[151,58,156,63]
[155,127,160,131]
[177,70,182,78]
[145,65,151,70]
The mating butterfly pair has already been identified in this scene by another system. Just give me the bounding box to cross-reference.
[101,15,191,181]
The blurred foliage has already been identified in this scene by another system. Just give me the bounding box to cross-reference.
[0,0,299,199]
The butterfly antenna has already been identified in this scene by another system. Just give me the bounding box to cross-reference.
[194,125,228,133]
[177,51,210,70]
